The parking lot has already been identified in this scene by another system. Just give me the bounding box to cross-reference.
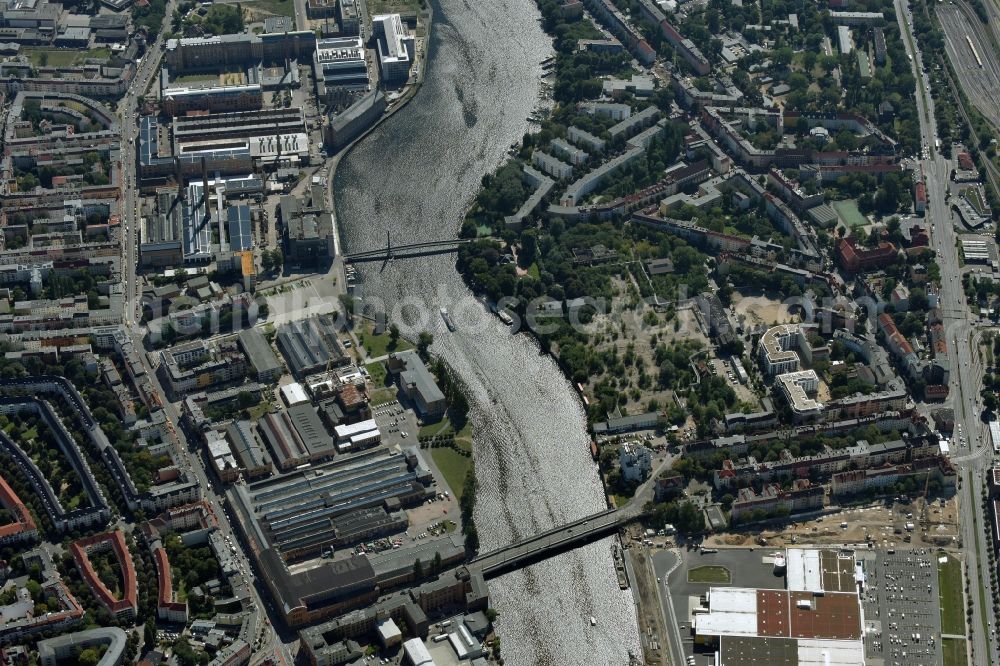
[859,549,943,666]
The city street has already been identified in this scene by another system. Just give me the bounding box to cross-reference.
[896,1,997,663]
[117,4,295,663]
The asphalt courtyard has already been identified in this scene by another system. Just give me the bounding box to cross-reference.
[654,548,785,662]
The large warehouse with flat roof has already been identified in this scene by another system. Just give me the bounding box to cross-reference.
[691,549,865,666]
[227,446,436,561]
[276,314,350,376]
[225,447,468,627]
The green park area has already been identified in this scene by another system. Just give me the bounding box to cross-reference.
[833,199,867,229]
[424,418,473,501]
[366,361,388,387]
[937,552,965,636]
[23,48,110,67]
[687,566,732,584]
[359,321,413,359]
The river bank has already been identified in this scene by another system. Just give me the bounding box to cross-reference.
[330,0,642,660]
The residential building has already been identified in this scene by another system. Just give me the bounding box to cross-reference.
[69,531,138,622]
[37,628,128,666]
[619,442,652,482]
[730,479,824,523]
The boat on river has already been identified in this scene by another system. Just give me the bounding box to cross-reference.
[440,308,457,332]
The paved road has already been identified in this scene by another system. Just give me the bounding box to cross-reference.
[116,7,296,664]
[897,2,998,663]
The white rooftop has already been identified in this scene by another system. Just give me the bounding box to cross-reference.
[785,548,823,593]
[694,587,758,637]
[281,382,309,406]
[378,617,401,641]
[402,638,435,666]
[797,638,866,665]
[335,418,379,440]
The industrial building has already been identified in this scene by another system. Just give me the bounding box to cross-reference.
[325,90,387,150]
[138,115,254,182]
[386,351,446,419]
[371,14,414,84]
[226,205,254,253]
[226,420,274,479]
[276,314,350,376]
[227,446,435,560]
[165,30,318,72]
[333,418,382,452]
[161,81,264,116]
[314,36,370,100]
[237,327,284,383]
[257,404,338,471]
[279,193,337,266]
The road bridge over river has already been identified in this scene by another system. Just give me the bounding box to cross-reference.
[470,507,639,578]
[344,238,472,263]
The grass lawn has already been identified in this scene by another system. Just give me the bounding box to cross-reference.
[240,0,294,17]
[419,418,452,439]
[430,446,472,500]
[366,361,388,387]
[832,199,867,229]
[172,72,219,84]
[359,321,413,359]
[24,48,109,67]
[369,387,398,407]
[938,552,966,636]
[24,48,78,67]
[941,637,968,666]
[687,566,732,584]
[246,399,272,421]
[612,494,633,508]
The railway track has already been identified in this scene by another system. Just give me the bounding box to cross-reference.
[935,0,1000,194]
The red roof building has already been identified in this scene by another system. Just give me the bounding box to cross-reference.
[0,475,37,546]
[914,181,927,213]
[69,531,138,621]
[959,152,975,171]
[153,546,188,623]
[836,237,898,273]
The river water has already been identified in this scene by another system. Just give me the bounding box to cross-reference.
[333,0,641,663]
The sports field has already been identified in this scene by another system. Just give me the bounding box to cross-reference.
[833,200,867,228]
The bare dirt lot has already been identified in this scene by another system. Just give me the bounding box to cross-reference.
[703,496,960,550]
[730,292,798,329]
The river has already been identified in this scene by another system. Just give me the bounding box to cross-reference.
[332,0,642,663]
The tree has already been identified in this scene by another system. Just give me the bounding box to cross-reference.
[389,324,400,348]
[77,648,101,666]
[519,229,538,267]
[417,331,433,360]
[338,293,356,323]
[413,558,423,579]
